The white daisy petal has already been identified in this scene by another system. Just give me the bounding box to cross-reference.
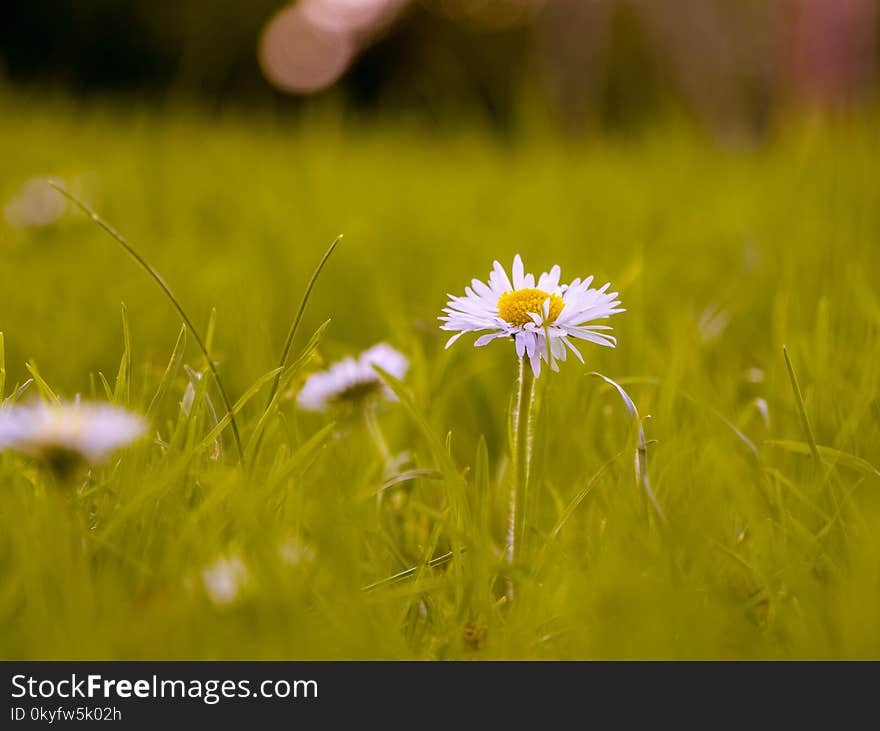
[491,260,513,292]
[445,332,465,349]
[529,350,542,377]
[512,254,525,289]
[474,332,504,347]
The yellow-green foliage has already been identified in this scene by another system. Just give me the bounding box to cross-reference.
[1,92,879,658]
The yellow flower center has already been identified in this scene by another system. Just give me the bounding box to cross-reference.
[497,288,564,327]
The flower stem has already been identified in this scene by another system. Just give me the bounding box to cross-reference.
[364,401,391,464]
[506,357,537,598]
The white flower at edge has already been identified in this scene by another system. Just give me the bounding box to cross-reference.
[440,254,624,377]
[296,343,409,412]
[201,555,249,606]
[0,399,147,463]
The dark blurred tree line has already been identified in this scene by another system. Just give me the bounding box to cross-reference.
[2,0,878,134]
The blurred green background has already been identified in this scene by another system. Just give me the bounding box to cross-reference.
[4,1,879,132]
[1,1,879,659]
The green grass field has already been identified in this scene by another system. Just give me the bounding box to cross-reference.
[1,91,879,659]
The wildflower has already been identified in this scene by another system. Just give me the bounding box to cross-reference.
[201,555,249,606]
[440,254,623,376]
[279,537,316,567]
[3,177,66,229]
[296,343,408,412]
[0,400,147,469]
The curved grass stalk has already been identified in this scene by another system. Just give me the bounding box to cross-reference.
[590,372,666,522]
[610,375,759,461]
[248,317,333,465]
[263,235,341,412]
[49,182,246,466]
[782,345,821,466]
[249,237,340,466]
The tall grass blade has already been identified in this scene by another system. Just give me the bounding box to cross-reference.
[590,372,665,521]
[113,303,132,405]
[374,366,467,517]
[24,362,60,404]
[550,451,622,541]
[195,366,283,454]
[765,440,880,479]
[263,235,341,416]
[146,325,187,418]
[97,372,114,401]
[782,345,821,466]
[248,319,331,461]
[374,366,470,573]
[49,181,246,466]
[3,379,33,408]
[183,364,221,458]
[267,421,336,488]
[362,550,456,592]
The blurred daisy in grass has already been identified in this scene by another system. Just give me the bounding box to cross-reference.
[296,343,408,412]
[440,254,623,377]
[0,400,147,473]
[201,555,249,606]
[3,177,67,229]
[279,537,316,567]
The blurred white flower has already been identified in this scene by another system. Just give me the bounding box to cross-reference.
[0,400,147,464]
[279,537,316,566]
[296,343,409,412]
[440,254,623,377]
[745,367,765,384]
[4,177,66,228]
[698,304,730,343]
[201,555,249,606]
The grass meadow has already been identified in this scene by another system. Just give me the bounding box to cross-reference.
[1,91,879,659]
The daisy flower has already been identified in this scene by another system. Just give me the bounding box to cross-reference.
[0,400,147,465]
[296,343,409,412]
[440,254,624,377]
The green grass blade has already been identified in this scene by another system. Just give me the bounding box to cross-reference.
[765,440,880,479]
[374,365,470,577]
[97,372,114,401]
[263,235,341,415]
[2,379,33,408]
[204,307,217,359]
[49,181,246,466]
[24,362,60,404]
[374,366,468,518]
[782,345,821,466]
[362,550,456,592]
[550,451,622,541]
[247,319,331,460]
[113,303,132,405]
[195,366,283,454]
[183,364,221,458]
[146,325,187,418]
[590,371,665,522]
[267,421,336,488]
